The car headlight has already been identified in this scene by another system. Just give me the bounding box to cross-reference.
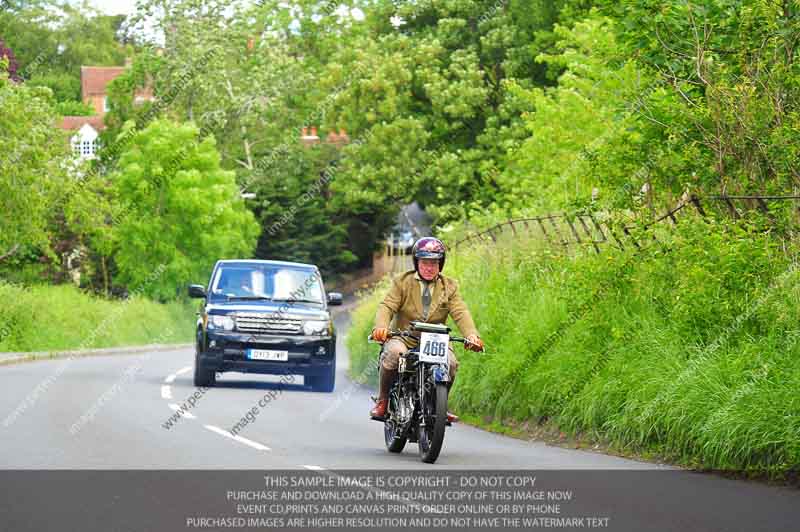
[303,320,330,336]
[208,314,235,331]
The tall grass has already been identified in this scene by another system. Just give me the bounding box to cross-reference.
[0,282,194,352]
[346,278,391,387]
[348,216,800,473]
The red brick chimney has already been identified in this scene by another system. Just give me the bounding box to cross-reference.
[301,126,320,147]
[326,128,350,147]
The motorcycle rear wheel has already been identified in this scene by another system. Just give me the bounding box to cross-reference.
[418,383,448,463]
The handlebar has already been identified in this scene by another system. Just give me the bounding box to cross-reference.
[368,329,484,352]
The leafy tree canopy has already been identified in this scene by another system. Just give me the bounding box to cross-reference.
[111,119,260,300]
[0,0,128,101]
[0,67,68,263]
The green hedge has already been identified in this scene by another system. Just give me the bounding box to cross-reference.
[0,283,194,352]
[347,217,800,473]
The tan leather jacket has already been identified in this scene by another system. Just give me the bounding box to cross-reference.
[375,270,479,343]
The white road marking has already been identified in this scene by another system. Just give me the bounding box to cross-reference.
[168,403,196,419]
[204,424,271,451]
[303,465,325,471]
[160,368,273,453]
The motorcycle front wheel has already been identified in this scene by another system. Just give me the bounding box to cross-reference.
[384,388,408,453]
[418,383,448,463]
[384,419,408,453]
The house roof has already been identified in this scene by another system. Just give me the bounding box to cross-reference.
[80,66,126,98]
[59,115,105,131]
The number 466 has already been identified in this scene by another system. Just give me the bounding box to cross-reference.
[423,341,446,356]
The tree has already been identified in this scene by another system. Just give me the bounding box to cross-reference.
[115,0,368,271]
[0,66,68,264]
[598,0,800,195]
[111,119,260,300]
[249,142,358,273]
[499,15,660,214]
[0,0,127,100]
[115,0,316,173]
[318,0,595,243]
[55,99,95,116]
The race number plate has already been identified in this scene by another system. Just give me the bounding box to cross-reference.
[418,332,449,368]
[247,349,288,362]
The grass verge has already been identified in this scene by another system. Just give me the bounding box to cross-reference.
[347,216,800,476]
[0,282,194,352]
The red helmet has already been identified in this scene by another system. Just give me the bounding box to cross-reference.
[412,237,446,272]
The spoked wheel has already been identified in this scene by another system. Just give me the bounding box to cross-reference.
[418,383,448,463]
[384,419,407,453]
[384,386,407,453]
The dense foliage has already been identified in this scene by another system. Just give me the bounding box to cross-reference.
[0,1,128,101]
[0,67,68,264]
[332,1,799,473]
[54,99,95,116]
[5,0,798,284]
[110,119,260,300]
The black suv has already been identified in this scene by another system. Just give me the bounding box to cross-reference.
[188,260,342,392]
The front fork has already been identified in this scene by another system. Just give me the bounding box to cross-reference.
[418,363,449,428]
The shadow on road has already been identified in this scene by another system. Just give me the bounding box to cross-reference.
[208,379,310,393]
[165,376,313,393]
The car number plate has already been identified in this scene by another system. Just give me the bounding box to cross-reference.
[247,349,288,362]
[418,332,449,368]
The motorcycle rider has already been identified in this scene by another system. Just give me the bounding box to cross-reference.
[370,237,484,422]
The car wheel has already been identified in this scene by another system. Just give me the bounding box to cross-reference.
[193,344,216,387]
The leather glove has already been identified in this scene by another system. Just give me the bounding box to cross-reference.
[465,335,484,352]
[371,327,390,343]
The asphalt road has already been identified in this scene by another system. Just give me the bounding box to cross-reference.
[0,311,651,470]
[1,310,798,532]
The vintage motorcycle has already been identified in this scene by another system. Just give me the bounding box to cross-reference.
[369,321,481,464]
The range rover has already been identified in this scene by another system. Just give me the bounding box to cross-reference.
[188,260,342,392]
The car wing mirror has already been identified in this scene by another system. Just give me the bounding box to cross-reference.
[327,292,343,306]
[188,284,207,298]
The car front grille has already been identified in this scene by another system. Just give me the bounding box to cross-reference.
[234,313,303,334]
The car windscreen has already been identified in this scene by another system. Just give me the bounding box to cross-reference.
[209,265,323,303]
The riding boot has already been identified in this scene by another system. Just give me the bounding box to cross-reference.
[370,366,396,419]
[378,365,395,401]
